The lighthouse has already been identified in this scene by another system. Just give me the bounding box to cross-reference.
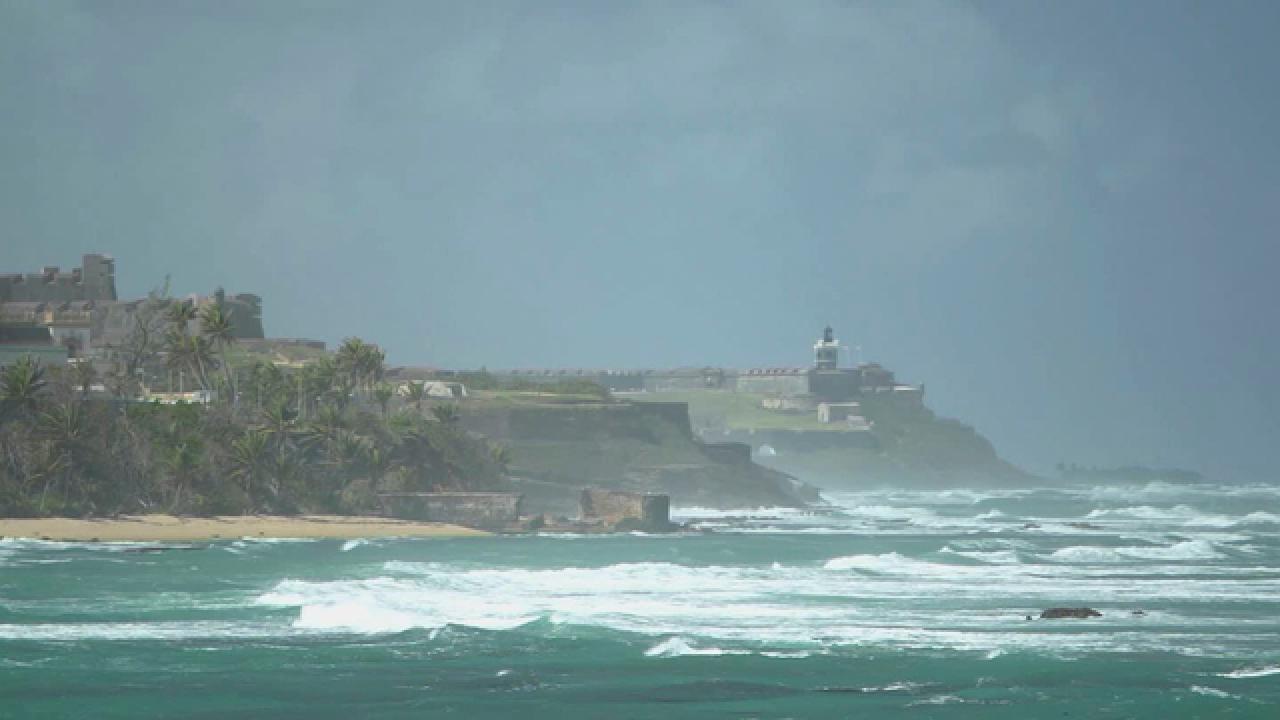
[813,325,841,370]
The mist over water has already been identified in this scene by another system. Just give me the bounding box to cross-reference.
[3,481,1277,717]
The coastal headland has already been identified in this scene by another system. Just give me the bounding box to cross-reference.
[0,514,487,542]
[1,253,1030,528]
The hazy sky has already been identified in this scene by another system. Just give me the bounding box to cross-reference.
[3,0,1278,480]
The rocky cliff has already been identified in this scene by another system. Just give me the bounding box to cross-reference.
[638,390,1028,489]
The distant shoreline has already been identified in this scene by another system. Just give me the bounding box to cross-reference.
[0,514,489,542]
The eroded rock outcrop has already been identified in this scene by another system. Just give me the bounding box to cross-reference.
[1040,607,1102,619]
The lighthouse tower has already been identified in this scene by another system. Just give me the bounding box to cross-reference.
[813,325,841,370]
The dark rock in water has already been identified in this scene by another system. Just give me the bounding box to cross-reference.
[1131,609,1146,616]
[1067,522,1103,530]
[1040,607,1101,619]
[1021,523,1041,530]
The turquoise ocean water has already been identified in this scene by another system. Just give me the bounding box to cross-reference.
[2,482,1278,718]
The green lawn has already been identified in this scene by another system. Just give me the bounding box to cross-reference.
[631,390,845,432]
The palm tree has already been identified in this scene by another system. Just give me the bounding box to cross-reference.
[164,330,192,392]
[192,336,217,395]
[164,331,213,394]
[362,345,386,394]
[335,338,387,401]
[335,338,369,395]
[403,381,427,413]
[373,383,394,418]
[488,441,512,473]
[431,404,460,425]
[228,428,272,503]
[163,440,202,513]
[199,303,238,406]
[0,356,48,422]
[166,299,197,333]
[299,355,340,414]
[256,402,297,459]
[36,400,89,512]
[72,361,97,399]
[299,404,346,457]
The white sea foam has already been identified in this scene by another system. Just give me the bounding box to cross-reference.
[1085,505,1280,529]
[908,694,964,706]
[0,621,290,641]
[8,483,1275,660]
[0,538,164,552]
[1189,685,1238,699]
[644,637,747,658]
[244,554,1280,660]
[760,650,812,659]
[1046,540,1223,563]
[1218,665,1280,679]
[1085,482,1280,503]
[861,681,925,693]
[669,506,818,521]
[939,547,1022,564]
[823,552,960,574]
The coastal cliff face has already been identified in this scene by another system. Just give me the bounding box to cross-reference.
[460,401,815,514]
[638,390,1028,489]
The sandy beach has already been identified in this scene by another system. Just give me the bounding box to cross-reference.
[0,514,489,542]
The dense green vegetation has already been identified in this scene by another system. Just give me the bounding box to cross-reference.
[453,370,612,401]
[0,329,508,517]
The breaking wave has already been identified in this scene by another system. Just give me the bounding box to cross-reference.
[1047,540,1224,563]
[644,636,749,658]
[1218,665,1280,679]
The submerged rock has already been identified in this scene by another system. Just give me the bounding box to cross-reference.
[1040,607,1102,619]
[1067,522,1104,530]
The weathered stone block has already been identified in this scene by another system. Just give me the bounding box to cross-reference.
[579,488,671,530]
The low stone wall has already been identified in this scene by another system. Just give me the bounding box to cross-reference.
[377,492,522,530]
[579,488,670,529]
[713,427,880,452]
[701,441,752,464]
[497,401,694,442]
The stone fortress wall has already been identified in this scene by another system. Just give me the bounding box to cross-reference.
[0,254,118,303]
[377,492,522,530]
[1,256,265,348]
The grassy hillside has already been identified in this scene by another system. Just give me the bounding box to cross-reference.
[633,389,1028,488]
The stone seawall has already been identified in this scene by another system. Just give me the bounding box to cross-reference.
[377,492,522,530]
[502,401,692,442]
[712,428,881,452]
[701,441,752,464]
[579,488,670,529]
[460,400,814,513]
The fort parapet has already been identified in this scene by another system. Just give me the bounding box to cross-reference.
[0,254,117,303]
[482,327,919,403]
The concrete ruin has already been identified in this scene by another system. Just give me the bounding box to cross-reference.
[579,488,672,531]
[377,492,522,531]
